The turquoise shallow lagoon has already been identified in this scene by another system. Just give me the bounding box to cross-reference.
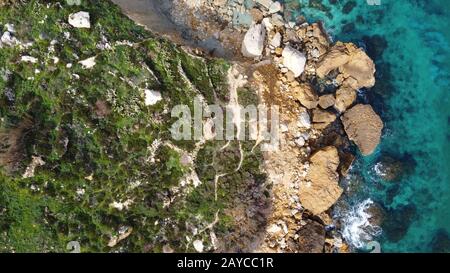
[287,0,450,252]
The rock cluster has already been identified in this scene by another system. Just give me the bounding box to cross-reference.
[211,1,382,252]
[115,0,383,253]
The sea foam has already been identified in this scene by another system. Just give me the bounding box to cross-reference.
[339,199,382,249]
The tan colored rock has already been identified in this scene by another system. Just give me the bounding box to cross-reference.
[249,8,264,22]
[316,43,352,77]
[312,109,336,129]
[292,83,318,109]
[341,104,383,156]
[300,146,343,215]
[316,42,376,90]
[334,87,356,112]
[318,94,335,109]
[340,49,376,90]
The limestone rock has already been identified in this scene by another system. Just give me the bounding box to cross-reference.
[241,24,266,58]
[268,1,282,14]
[334,87,356,113]
[193,239,204,253]
[341,104,383,156]
[270,32,282,48]
[282,46,306,77]
[297,109,311,129]
[316,42,375,90]
[318,94,335,109]
[312,109,336,129]
[68,11,91,29]
[256,0,274,9]
[292,83,318,109]
[316,43,351,77]
[300,146,343,215]
[249,8,264,23]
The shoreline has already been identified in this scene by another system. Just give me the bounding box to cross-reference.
[111,0,384,252]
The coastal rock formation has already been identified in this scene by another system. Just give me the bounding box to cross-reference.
[316,42,376,90]
[242,23,266,58]
[300,146,343,215]
[292,83,319,109]
[334,87,357,113]
[341,104,383,156]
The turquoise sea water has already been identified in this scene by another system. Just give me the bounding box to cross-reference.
[288,0,450,252]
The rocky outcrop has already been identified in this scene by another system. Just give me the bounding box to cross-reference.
[341,104,383,156]
[300,146,343,215]
[316,42,376,90]
[292,83,318,109]
[334,87,356,113]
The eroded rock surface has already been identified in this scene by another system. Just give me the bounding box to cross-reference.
[300,146,343,215]
[341,104,383,156]
[316,42,376,90]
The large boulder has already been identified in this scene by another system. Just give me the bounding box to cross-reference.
[241,24,266,58]
[341,104,383,156]
[282,45,306,77]
[316,42,376,90]
[300,146,343,215]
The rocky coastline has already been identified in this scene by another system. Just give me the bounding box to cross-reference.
[111,0,384,253]
[0,0,385,252]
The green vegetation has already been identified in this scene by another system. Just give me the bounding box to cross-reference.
[0,0,265,252]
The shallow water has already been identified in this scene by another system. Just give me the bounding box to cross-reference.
[287,0,450,252]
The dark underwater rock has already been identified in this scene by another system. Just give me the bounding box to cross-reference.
[430,229,450,253]
[382,204,417,242]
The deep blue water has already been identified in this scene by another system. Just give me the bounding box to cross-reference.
[287,0,450,252]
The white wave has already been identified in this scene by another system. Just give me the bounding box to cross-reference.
[339,199,383,249]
